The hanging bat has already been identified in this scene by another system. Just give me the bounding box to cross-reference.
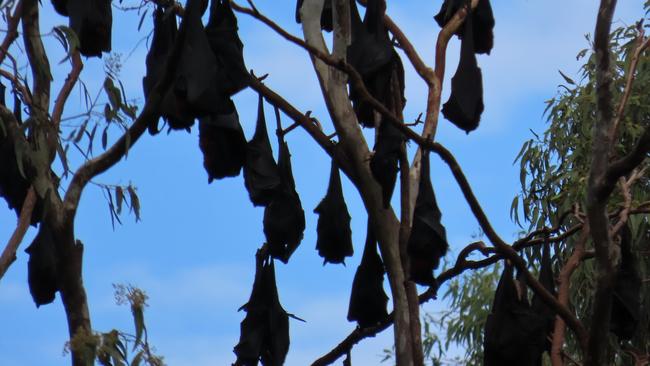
[369,120,403,208]
[205,0,250,98]
[610,225,642,340]
[143,5,180,135]
[314,160,353,265]
[264,114,305,263]
[530,242,556,352]
[484,263,547,365]
[161,0,220,130]
[434,0,494,55]
[0,88,43,225]
[234,258,291,366]
[407,152,448,286]
[347,0,405,128]
[25,223,59,307]
[65,0,112,57]
[295,0,333,32]
[198,99,247,181]
[348,220,389,328]
[243,95,281,206]
[441,3,484,133]
[51,0,68,16]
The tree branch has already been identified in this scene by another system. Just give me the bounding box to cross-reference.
[0,186,36,280]
[551,226,589,366]
[0,0,22,66]
[63,4,191,220]
[585,1,620,363]
[51,51,83,128]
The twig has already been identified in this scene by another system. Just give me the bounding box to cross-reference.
[0,186,36,281]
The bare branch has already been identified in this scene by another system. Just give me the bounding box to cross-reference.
[0,186,36,280]
[0,0,22,66]
[51,51,83,128]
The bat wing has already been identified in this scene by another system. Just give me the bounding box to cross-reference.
[610,225,641,340]
[295,0,333,32]
[531,243,557,351]
[25,224,59,307]
[206,0,250,96]
[370,121,403,208]
[51,0,68,16]
[441,7,484,133]
[198,100,247,181]
[67,0,112,57]
[172,0,219,118]
[261,261,290,366]
[143,6,178,135]
[264,138,305,263]
[407,153,448,285]
[243,95,281,206]
[484,263,546,364]
[434,0,494,55]
[348,222,389,327]
[314,161,353,264]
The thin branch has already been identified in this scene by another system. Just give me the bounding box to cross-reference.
[0,0,22,66]
[62,0,191,220]
[51,50,83,128]
[0,186,36,280]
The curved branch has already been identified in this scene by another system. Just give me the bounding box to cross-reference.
[0,1,22,66]
[52,51,83,128]
[0,186,36,280]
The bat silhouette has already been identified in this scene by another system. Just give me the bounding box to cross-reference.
[530,242,556,353]
[205,0,250,97]
[610,225,641,340]
[314,160,353,265]
[295,0,333,32]
[440,3,484,133]
[434,0,494,55]
[484,263,547,365]
[198,99,246,181]
[243,95,281,206]
[234,258,292,366]
[347,0,405,128]
[0,87,43,225]
[25,223,59,307]
[161,0,220,131]
[143,5,180,134]
[52,0,113,57]
[264,111,305,263]
[407,152,448,286]
[369,120,403,208]
[348,220,389,328]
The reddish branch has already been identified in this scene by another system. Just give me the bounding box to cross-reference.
[0,187,36,280]
[551,226,589,366]
[52,51,83,128]
[0,1,22,66]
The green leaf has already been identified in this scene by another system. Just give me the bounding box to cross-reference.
[127,186,141,222]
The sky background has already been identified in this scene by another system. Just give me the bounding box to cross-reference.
[0,1,646,365]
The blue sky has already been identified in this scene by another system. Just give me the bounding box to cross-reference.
[0,1,646,365]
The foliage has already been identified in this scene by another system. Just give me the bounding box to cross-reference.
[64,284,164,366]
